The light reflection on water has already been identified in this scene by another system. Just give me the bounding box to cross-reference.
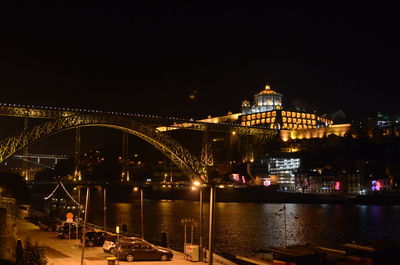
[90,200,400,255]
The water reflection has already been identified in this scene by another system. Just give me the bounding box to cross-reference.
[90,201,400,255]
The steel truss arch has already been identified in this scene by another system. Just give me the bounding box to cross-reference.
[0,114,207,182]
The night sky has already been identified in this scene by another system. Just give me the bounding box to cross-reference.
[1,4,399,120]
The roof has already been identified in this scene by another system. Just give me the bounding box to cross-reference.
[255,85,282,96]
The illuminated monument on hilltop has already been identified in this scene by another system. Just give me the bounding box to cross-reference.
[239,84,333,130]
[160,84,350,140]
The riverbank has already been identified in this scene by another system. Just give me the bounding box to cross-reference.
[127,186,400,205]
[28,184,400,205]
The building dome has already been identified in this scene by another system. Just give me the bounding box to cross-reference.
[256,85,280,95]
[252,85,283,113]
[241,85,283,115]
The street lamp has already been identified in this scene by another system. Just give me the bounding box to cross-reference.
[80,186,90,265]
[133,186,144,239]
[191,180,204,261]
[103,186,107,231]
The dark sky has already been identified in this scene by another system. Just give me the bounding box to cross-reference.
[1,4,399,120]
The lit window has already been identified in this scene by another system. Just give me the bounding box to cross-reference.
[293,124,297,129]
[283,117,287,122]
[287,111,291,117]
[289,124,293,128]
[301,113,305,118]
[246,121,251,126]
[299,125,302,129]
[306,114,310,119]
[256,119,260,124]
[307,120,311,125]
[283,123,287,128]
[282,111,286,116]
[256,113,261,119]
[251,114,256,120]
[251,120,255,125]
[311,114,315,119]
[267,112,271,117]
[261,113,266,118]
[302,119,306,124]
[297,113,300,118]
[288,118,292,123]
[261,119,265,123]
[242,116,246,121]
[276,105,281,109]
[272,111,276,117]
[271,117,276,122]
[266,118,271,123]
[293,118,297,123]
[241,122,245,126]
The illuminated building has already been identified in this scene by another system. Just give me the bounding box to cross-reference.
[264,157,300,191]
[157,83,351,141]
[240,85,333,130]
[241,84,282,114]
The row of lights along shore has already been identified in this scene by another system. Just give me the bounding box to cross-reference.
[130,181,226,192]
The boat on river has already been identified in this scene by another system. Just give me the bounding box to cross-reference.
[266,241,400,265]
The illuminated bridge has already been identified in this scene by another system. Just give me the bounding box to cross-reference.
[0,103,277,183]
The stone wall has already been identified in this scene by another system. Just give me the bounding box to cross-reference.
[0,196,16,262]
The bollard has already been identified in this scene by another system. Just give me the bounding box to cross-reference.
[107,256,117,265]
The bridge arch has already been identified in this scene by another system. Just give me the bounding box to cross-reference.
[0,114,207,182]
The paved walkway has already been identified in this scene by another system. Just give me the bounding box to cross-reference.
[17,220,197,265]
[16,220,215,265]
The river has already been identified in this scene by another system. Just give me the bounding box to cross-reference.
[87,196,400,256]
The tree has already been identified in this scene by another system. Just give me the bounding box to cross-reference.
[19,238,47,265]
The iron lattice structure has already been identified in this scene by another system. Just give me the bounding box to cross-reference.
[201,132,214,166]
[0,103,278,136]
[0,114,207,183]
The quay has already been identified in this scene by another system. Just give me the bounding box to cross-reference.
[16,219,235,265]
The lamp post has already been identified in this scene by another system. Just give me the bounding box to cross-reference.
[193,180,203,261]
[199,187,203,260]
[133,186,144,239]
[141,187,144,239]
[116,225,120,265]
[103,187,107,231]
[208,184,216,265]
[80,186,90,265]
[77,186,81,224]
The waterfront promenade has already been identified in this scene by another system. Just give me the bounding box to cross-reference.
[16,219,235,265]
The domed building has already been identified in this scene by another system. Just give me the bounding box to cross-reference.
[240,85,333,130]
[242,85,282,115]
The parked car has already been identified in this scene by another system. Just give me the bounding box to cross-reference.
[103,236,147,254]
[115,242,173,262]
[82,231,109,247]
[38,217,61,232]
[57,224,85,239]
